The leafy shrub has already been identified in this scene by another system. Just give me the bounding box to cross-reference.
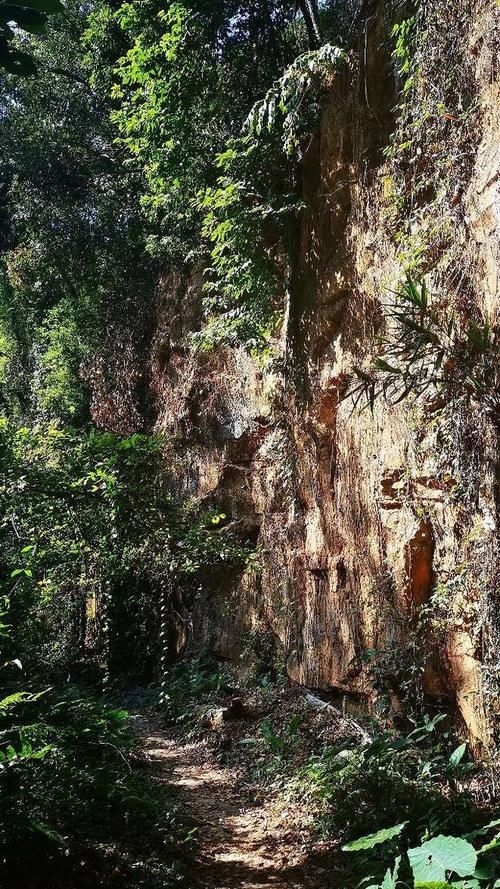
[293,715,479,848]
[197,43,346,351]
[284,715,498,888]
[0,593,187,888]
[0,684,187,887]
[107,0,303,264]
[0,421,254,682]
[343,820,500,888]
[159,655,233,724]
[261,712,303,758]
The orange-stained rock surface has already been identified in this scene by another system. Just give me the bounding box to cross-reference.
[93,1,499,749]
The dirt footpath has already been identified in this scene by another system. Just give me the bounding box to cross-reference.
[138,719,329,889]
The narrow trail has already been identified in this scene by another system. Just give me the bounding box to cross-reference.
[137,716,328,889]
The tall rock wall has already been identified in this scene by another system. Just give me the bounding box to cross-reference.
[97,1,500,749]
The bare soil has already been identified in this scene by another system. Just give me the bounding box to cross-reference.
[137,716,332,889]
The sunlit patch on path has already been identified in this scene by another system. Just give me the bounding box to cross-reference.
[135,718,326,889]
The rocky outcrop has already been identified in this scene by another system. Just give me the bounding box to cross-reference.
[97,1,500,749]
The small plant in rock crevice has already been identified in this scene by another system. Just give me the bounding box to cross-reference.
[348,276,499,425]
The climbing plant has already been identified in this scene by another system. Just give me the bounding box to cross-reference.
[197,42,346,351]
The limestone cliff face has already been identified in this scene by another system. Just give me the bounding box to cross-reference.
[98,1,500,748]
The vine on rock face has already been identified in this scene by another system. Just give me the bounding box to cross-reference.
[245,43,346,157]
[197,43,346,352]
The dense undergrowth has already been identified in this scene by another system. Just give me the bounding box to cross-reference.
[0,421,252,681]
[0,423,251,886]
[0,684,188,888]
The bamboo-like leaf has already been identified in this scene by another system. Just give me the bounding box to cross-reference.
[375,358,401,374]
[342,822,408,851]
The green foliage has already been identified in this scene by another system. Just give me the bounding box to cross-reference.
[109,1,218,260]
[245,42,345,157]
[33,299,89,422]
[0,681,186,886]
[159,655,233,723]
[0,421,253,680]
[321,717,500,888]
[104,0,346,349]
[196,135,289,351]
[344,825,500,888]
[391,10,419,95]
[0,0,154,424]
[198,43,345,351]
[260,712,303,757]
[408,836,477,883]
[0,590,186,887]
[383,0,480,238]
[342,823,409,852]
[107,0,302,263]
[349,276,499,424]
[292,714,479,850]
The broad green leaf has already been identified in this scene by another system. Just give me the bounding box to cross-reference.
[465,819,500,841]
[449,743,467,767]
[343,823,408,852]
[478,834,500,854]
[409,836,477,883]
[29,744,53,760]
[414,883,450,888]
[415,879,480,887]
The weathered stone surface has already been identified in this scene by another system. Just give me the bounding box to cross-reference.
[144,1,499,750]
[95,2,499,750]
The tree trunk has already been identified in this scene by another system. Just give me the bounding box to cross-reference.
[298,0,321,49]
